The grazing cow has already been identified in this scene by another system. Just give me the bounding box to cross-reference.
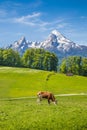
[37,91,57,105]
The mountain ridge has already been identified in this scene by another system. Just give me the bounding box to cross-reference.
[7,30,87,58]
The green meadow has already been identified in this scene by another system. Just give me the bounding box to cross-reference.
[0,66,87,130]
[0,66,87,98]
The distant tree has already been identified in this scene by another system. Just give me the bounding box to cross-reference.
[43,52,58,71]
[32,49,45,69]
[2,49,21,67]
[66,56,82,75]
[22,48,58,71]
[32,54,43,69]
[60,59,67,73]
[22,48,35,68]
[0,49,3,65]
[60,56,82,75]
[81,57,87,76]
[43,52,51,71]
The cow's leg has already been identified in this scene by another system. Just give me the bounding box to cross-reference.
[37,94,42,104]
[53,100,57,105]
[48,98,51,104]
[37,98,41,103]
[53,101,57,105]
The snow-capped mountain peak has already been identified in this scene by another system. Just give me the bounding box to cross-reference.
[41,30,74,48]
[39,30,83,55]
[18,36,26,45]
[51,30,71,43]
[7,30,87,59]
[51,29,63,38]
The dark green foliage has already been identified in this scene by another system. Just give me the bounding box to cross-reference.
[22,48,58,71]
[1,47,87,75]
[0,48,58,71]
[59,59,67,73]
[0,49,3,65]
[0,49,21,67]
[81,57,87,76]
[60,56,87,76]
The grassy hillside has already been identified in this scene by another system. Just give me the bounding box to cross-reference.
[0,66,87,98]
[0,66,87,130]
[0,96,87,130]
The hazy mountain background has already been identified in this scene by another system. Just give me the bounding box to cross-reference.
[8,30,87,59]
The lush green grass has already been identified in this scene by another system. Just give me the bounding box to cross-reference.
[0,96,87,130]
[0,66,87,130]
[0,66,87,98]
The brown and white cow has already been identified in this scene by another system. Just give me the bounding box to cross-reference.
[37,91,57,105]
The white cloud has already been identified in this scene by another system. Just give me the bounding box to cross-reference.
[0,10,69,34]
[13,12,42,26]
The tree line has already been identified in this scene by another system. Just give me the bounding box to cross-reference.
[60,56,87,76]
[0,48,87,76]
[0,48,58,71]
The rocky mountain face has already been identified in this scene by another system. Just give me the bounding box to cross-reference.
[8,30,87,59]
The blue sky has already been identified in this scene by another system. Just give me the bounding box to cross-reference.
[0,0,87,47]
